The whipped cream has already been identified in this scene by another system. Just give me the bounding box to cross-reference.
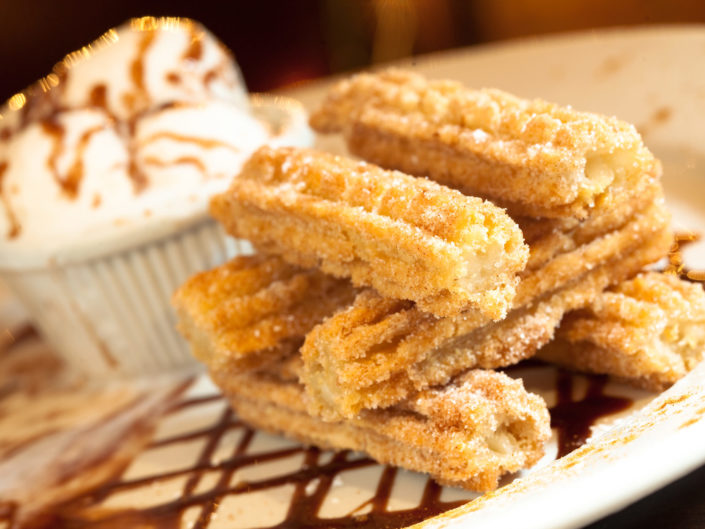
[0,17,312,268]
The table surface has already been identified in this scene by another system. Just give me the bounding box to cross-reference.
[587,462,705,528]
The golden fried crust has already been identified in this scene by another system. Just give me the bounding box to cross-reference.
[538,272,705,390]
[211,365,550,492]
[172,254,357,372]
[210,146,528,319]
[518,181,662,273]
[310,69,658,219]
[301,203,672,419]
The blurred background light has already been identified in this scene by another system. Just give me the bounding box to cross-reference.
[1,0,704,101]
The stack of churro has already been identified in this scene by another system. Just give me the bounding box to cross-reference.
[173,69,698,491]
[538,272,705,390]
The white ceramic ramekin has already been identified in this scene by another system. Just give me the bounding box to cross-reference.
[0,95,313,377]
[2,221,251,376]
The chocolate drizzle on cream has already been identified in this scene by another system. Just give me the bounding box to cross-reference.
[0,18,269,243]
[41,116,67,192]
[64,125,107,198]
[39,116,109,198]
[119,30,158,193]
[125,31,157,114]
[89,84,109,112]
[182,29,204,62]
[0,161,20,238]
[143,155,207,175]
[166,72,181,85]
[138,131,242,152]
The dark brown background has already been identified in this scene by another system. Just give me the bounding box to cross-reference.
[1,2,704,528]
[2,0,705,99]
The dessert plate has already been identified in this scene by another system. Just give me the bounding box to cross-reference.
[1,25,705,529]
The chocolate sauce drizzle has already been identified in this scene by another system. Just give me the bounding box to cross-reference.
[138,131,242,152]
[125,31,157,114]
[89,84,108,112]
[0,19,239,239]
[143,155,208,174]
[20,366,638,529]
[35,394,467,529]
[64,125,107,198]
[0,160,21,238]
[40,116,67,193]
[182,28,204,62]
[549,370,633,458]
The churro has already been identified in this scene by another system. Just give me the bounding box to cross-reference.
[210,146,528,319]
[211,360,550,492]
[310,69,658,219]
[538,272,705,390]
[174,69,681,491]
[302,202,672,419]
[172,254,357,372]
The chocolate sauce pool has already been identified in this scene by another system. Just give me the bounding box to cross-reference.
[550,371,632,458]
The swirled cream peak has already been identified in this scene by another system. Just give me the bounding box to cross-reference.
[0,17,313,267]
[58,17,249,120]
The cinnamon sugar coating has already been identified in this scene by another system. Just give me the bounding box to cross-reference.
[538,272,705,390]
[172,254,357,372]
[310,69,658,219]
[301,202,672,419]
[172,70,681,491]
[210,146,528,319]
[212,362,550,492]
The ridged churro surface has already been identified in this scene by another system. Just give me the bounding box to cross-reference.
[538,272,705,390]
[311,69,658,219]
[172,254,357,372]
[212,364,550,492]
[302,203,672,419]
[210,146,528,319]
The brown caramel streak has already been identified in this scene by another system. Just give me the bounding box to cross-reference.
[88,84,109,113]
[142,155,207,175]
[182,27,204,61]
[41,117,66,193]
[121,30,157,193]
[139,131,240,152]
[63,126,107,198]
[126,31,157,112]
[0,161,21,238]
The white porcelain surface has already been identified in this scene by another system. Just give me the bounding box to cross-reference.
[2,220,253,376]
[284,25,705,528]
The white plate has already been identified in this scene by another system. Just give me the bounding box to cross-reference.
[283,24,705,529]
